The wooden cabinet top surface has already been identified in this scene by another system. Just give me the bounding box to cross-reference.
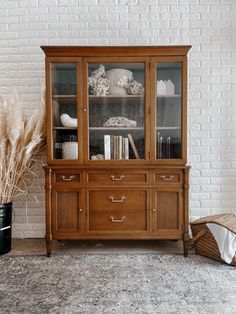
[41,45,192,57]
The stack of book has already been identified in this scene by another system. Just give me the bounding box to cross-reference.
[104,134,140,160]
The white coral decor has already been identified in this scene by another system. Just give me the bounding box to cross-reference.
[127,80,144,95]
[103,117,137,127]
[88,65,110,96]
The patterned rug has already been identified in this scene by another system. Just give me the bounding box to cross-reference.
[0,254,235,314]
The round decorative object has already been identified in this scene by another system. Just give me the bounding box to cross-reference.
[109,86,127,95]
[60,114,77,128]
[105,69,133,95]
[62,142,78,159]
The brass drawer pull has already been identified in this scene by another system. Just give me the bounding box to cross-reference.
[110,175,125,181]
[160,175,174,181]
[110,216,126,223]
[60,175,75,181]
[110,196,126,203]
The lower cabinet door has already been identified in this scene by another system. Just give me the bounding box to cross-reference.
[52,189,84,235]
[152,189,183,236]
[87,189,149,233]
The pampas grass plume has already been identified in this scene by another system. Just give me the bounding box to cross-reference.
[0,90,45,204]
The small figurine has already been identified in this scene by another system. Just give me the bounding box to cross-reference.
[60,113,77,127]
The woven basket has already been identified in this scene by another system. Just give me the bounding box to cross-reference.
[190,213,236,266]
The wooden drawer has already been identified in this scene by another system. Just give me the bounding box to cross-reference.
[89,208,147,231]
[89,190,147,210]
[86,172,148,185]
[154,171,182,185]
[53,172,81,184]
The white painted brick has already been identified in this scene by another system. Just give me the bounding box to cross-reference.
[158,0,178,4]
[19,0,38,7]
[201,185,220,192]
[39,0,58,5]
[200,153,221,162]
[191,193,210,200]
[109,5,129,13]
[149,5,169,13]
[211,177,231,185]
[159,12,181,21]
[99,0,117,4]
[120,0,138,4]
[190,185,201,193]
[190,201,201,208]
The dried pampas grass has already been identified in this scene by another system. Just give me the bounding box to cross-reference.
[0,89,45,204]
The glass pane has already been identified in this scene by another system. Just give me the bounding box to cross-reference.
[51,63,78,160]
[88,63,145,160]
[156,62,182,159]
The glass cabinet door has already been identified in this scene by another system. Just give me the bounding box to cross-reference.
[155,62,182,160]
[51,63,78,160]
[87,62,146,161]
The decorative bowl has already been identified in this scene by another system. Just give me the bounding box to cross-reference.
[105,68,133,95]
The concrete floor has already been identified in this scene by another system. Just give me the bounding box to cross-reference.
[8,239,187,256]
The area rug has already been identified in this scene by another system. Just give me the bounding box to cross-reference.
[0,254,235,314]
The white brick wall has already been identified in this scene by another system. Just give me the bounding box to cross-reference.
[0,0,235,238]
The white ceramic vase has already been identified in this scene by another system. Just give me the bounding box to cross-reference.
[62,142,78,159]
[105,68,133,95]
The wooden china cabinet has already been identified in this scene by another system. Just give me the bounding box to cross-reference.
[41,46,191,257]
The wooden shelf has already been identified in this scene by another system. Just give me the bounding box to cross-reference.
[156,95,181,98]
[89,95,144,104]
[53,127,77,130]
[156,127,180,130]
[89,95,144,98]
[89,127,144,131]
[52,95,77,100]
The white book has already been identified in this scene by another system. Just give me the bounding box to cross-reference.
[104,135,111,160]
[124,137,129,160]
[118,136,122,160]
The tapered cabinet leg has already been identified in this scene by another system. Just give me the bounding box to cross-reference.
[46,239,52,257]
[183,233,190,257]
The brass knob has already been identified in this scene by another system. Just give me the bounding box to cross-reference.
[83,108,87,112]
[153,208,156,212]
[79,208,83,212]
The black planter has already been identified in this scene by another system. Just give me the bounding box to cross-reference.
[0,202,12,255]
